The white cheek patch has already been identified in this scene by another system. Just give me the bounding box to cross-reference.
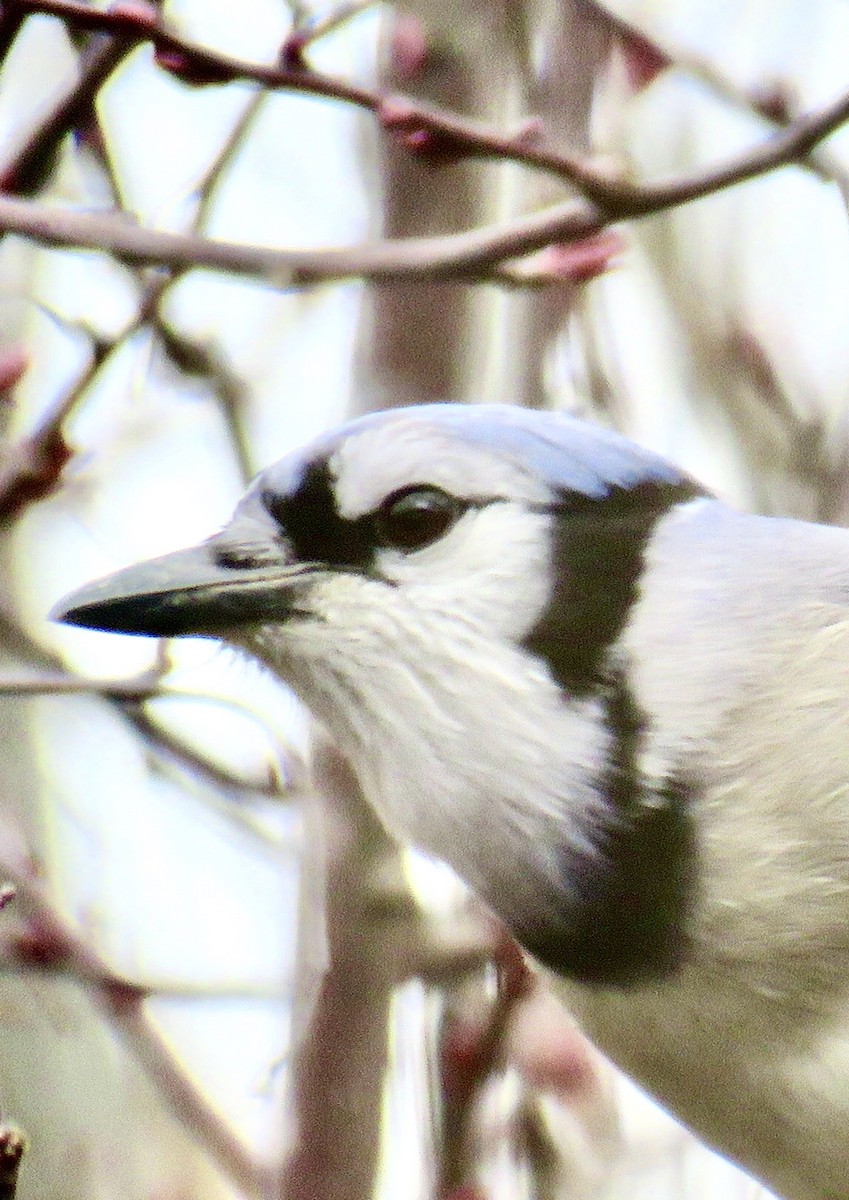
[329,419,552,519]
[375,503,555,644]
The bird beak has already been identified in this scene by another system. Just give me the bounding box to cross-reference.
[51,540,311,638]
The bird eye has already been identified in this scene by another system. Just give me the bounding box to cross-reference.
[375,486,463,552]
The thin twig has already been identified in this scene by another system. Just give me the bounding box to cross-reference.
[0,669,163,699]
[0,600,305,808]
[0,815,275,1197]
[15,0,849,202]
[119,699,291,799]
[438,933,532,1195]
[0,946,289,996]
[0,36,132,194]
[0,61,846,285]
[581,0,849,195]
[0,87,268,517]
[0,669,302,799]
[285,0,378,56]
[0,337,112,522]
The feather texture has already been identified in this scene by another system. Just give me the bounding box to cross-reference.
[53,403,849,1199]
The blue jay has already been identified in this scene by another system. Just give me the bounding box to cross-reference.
[54,403,849,1200]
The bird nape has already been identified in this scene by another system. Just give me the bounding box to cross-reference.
[54,402,849,1200]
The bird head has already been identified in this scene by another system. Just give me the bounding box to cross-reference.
[54,404,707,986]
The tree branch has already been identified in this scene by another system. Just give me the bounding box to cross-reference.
[2,1,849,288]
[10,0,849,204]
[1,67,848,288]
[0,35,133,194]
[581,0,849,196]
[0,815,274,1197]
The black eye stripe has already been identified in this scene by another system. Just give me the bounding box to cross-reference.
[261,461,375,569]
[259,461,701,578]
[261,465,494,571]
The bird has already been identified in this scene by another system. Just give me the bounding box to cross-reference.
[53,401,849,1200]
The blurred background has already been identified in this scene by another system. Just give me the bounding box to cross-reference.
[1,0,847,1196]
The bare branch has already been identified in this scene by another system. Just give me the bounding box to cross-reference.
[0,70,845,288]
[120,699,294,800]
[11,0,849,205]
[581,0,849,194]
[0,80,269,520]
[0,187,594,279]
[0,36,133,194]
[0,340,108,523]
[438,931,533,1194]
[0,668,304,800]
[0,815,274,1196]
[283,0,378,59]
[0,669,163,700]
[281,741,400,1200]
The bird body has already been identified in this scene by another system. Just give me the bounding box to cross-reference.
[54,403,849,1199]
